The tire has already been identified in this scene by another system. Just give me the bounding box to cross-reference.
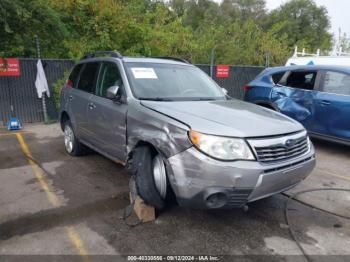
[63,120,88,156]
[132,146,167,210]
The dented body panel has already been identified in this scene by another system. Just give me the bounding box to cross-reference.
[166,142,315,208]
[270,86,316,130]
[126,99,192,159]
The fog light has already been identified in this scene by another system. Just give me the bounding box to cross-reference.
[206,193,227,208]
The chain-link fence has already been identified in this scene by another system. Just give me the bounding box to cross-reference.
[0,59,74,125]
[196,65,265,99]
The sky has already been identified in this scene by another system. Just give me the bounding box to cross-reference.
[264,0,350,38]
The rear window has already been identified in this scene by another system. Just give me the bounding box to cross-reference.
[322,71,350,96]
[77,62,99,93]
[68,64,83,88]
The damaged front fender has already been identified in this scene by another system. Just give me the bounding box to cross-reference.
[126,100,192,160]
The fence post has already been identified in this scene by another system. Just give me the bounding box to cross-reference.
[210,45,217,79]
[35,35,48,123]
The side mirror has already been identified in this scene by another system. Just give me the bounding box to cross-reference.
[106,85,120,100]
[222,88,228,95]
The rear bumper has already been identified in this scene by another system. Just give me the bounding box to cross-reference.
[166,145,315,209]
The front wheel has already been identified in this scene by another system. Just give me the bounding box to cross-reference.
[133,146,168,210]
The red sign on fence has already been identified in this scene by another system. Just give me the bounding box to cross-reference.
[0,58,21,77]
[216,65,230,78]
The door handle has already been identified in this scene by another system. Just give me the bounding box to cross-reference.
[320,100,331,106]
[88,103,96,109]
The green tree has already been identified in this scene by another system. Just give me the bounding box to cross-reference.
[0,0,68,58]
[220,0,266,23]
[0,0,334,66]
[264,0,332,53]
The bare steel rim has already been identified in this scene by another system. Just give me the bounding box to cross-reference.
[153,155,167,199]
[64,124,74,153]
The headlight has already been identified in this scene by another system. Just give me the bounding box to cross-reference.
[189,130,255,161]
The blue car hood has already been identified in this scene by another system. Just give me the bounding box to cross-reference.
[141,99,304,137]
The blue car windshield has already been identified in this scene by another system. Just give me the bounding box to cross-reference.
[124,62,226,101]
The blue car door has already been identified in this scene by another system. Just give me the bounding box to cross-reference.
[270,70,320,131]
[312,70,350,141]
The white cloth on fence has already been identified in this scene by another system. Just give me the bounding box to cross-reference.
[35,59,50,98]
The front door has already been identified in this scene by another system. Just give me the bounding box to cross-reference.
[271,70,319,132]
[86,61,127,161]
[312,70,350,141]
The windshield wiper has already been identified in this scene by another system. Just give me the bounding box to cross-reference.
[139,97,174,101]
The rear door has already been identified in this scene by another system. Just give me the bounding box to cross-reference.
[271,70,319,131]
[313,70,350,141]
[68,62,100,140]
[86,61,127,160]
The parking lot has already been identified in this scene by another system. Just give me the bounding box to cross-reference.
[0,123,349,261]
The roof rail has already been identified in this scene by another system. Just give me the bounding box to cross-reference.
[82,51,123,60]
[152,56,189,64]
[293,46,320,57]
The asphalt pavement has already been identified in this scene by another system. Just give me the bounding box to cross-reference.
[0,124,349,262]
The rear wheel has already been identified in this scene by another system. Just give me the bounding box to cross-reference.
[133,146,168,210]
[63,120,88,156]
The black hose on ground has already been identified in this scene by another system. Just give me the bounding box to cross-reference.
[283,188,350,262]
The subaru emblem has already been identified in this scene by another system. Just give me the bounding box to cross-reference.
[285,139,296,148]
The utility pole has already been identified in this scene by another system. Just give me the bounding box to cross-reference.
[210,45,217,79]
[35,35,48,123]
[265,52,270,67]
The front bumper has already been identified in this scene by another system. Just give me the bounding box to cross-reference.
[165,145,315,209]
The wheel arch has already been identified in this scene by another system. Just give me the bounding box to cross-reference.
[127,140,165,167]
[60,111,70,131]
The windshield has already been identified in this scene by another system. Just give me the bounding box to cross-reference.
[124,62,226,101]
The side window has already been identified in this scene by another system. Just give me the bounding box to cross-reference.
[77,62,99,93]
[67,64,83,88]
[322,71,350,96]
[271,72,286,84]
[97,62,123,97]
[286,71,317,90]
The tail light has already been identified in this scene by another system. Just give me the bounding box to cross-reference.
[66,79,73,88]
[60,79,72,97]
[243,85,252,91]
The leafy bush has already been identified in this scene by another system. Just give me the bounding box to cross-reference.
[52,71,69,110]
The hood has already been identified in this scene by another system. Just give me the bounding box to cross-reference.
[141,99,304,138]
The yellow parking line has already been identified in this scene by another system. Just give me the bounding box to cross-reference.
[66,226,89,257]
[0,132,31,137]
[15,133,89,258]
[318,168,350,182]
[16,133,60,207]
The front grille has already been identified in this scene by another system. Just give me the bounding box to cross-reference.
[263,157,313,173]
[248,131,310,164]
[225,189,252,208]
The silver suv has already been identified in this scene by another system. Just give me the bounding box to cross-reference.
[60,51,315,210]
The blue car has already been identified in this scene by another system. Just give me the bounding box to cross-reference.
[244,65,350,145]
